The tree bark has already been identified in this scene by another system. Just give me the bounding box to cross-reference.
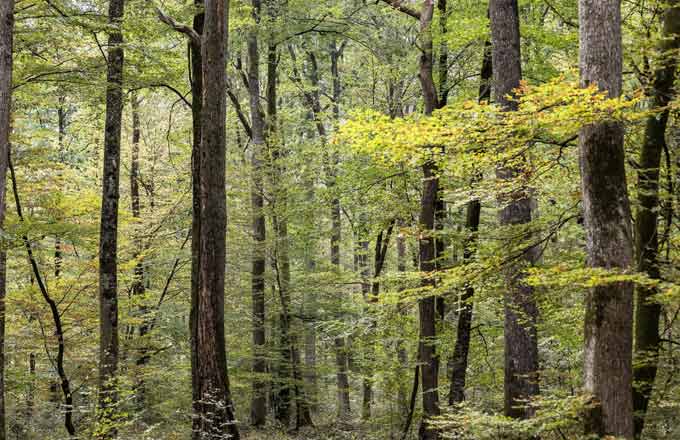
[633,3,680,437]
[417,2,441,439]
[578,1,634,438]
[98,0,125,435]
[329,40,352,423]
[189,1,204,436]
[0,2,11,438]
[192,0,240,437]
[489,0,541,421]
[448,40,492,406]
[396,224,410,419]
[247,0,267,427]
[129,93,152,414]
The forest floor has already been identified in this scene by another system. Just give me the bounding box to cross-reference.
[241,424,385,440]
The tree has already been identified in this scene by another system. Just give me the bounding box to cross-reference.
[579,0,635,437]
[633,2,680,437]
[489,0,541,421]
[0,1,13,438]
[449,39,492,406]
[416,2,441,439]
[191,0,240,437]
[247,0,267,427]
[97,0,125,436]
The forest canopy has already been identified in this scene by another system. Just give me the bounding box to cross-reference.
[0,0,679,439]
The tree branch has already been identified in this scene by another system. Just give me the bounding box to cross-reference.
[378,0,421,20]
[156,7,201,46]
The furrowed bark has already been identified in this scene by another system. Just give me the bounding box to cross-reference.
[192,0,240,437]
[579,1,634,437]
[633,2,680,437]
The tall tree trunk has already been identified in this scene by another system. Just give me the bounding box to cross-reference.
[489,0,540,421]
[329,40,352,423]
[448,40,492,406]
[247,0,267,427]
[0,3,12,437]
[129,93,151,414]
[189,1,204,436]
[192,0,240,437]
[98,0,125,435]
[633,3,680,437]
[417,2,440,439]
[303,183,319,414]
[578,1,634,437]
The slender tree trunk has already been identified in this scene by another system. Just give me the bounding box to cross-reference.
[328,40,352,423]
[0,3,12,437]
[489,0,541,421]
[578,1,634,437]
[272,216,292,426]
[396,225,410,418]
[247,0,267,427]
[357,229,371,420]
[9,156,76,437]
[55,98,66,279]
[417,2,440,439]
[189,1,204,436]
[303,182,319,413]
[192,0,240,437]
[448,40,492,406]
[129,93,151,414]
[633,3,680,437]
[98,0,125,435]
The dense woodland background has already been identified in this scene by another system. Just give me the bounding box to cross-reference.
[0,0,679,439]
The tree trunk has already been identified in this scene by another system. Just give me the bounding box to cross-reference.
[396,225,410,418]
[578,1,634,437]
[417,2,440,439]
[328,40,352,423]
[192,0,240,437]
[247,0,267,427]
[9,155,76,437]
[633,3,680,437]
[0,3,11,438]
[98,0,125,435]
[448,40,491,406]
[129,92,152,414]
[189,1,204,436]
[489,0,541,421]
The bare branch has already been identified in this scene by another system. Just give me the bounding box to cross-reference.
[156,7,201,46]
[378,0,421,20]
